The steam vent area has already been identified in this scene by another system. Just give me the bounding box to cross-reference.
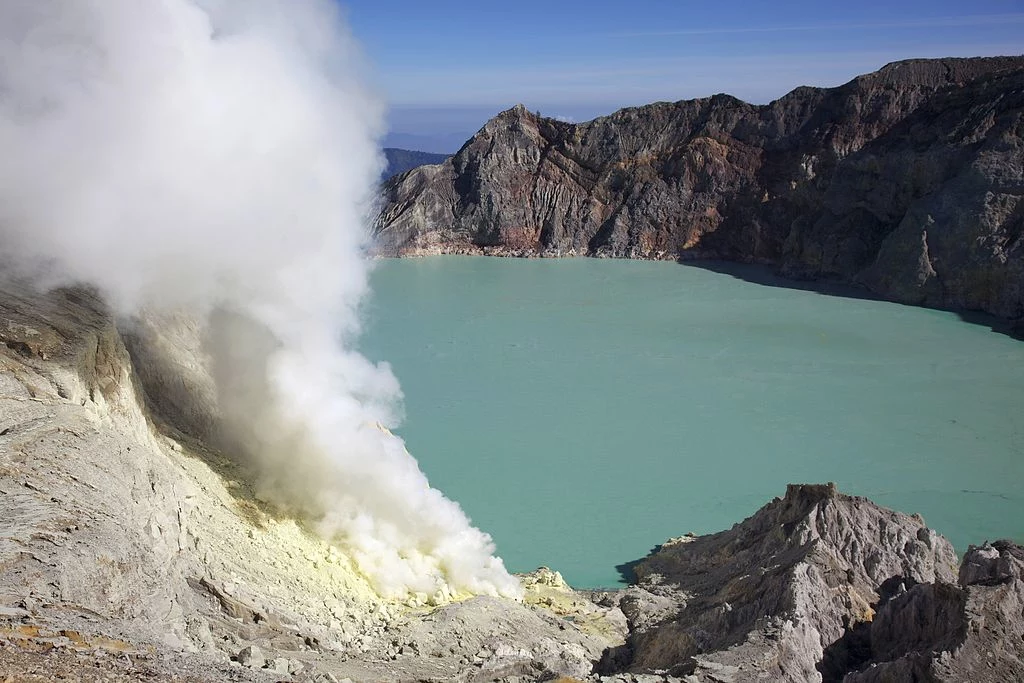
[1,0,1023,681]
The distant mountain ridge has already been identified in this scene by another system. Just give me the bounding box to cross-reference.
[383,131,471,155]
[381,148,449,181]
[375,56,1024,326]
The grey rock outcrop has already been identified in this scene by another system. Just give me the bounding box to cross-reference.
[845,540,1024,682]
[374,56,1024,324]
[598,483,959,682]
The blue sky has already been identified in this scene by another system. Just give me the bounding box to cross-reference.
[344,0,1024,148]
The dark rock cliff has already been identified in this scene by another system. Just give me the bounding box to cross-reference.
[374,56,1024,322]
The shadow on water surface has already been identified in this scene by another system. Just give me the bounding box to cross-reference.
[614,556,642,586]
[682,260,1023,341]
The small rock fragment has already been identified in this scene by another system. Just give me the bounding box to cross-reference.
[236,644,265,669]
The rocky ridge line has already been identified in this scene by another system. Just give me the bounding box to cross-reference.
[374,56,1024,325]
[596,483,1023,682]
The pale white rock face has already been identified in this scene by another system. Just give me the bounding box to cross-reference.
[0,286,386,650]
[0,285,618,681]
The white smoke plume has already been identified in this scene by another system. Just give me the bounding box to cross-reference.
[0,0,521,600]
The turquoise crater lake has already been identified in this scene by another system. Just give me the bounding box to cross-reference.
[361,256,1024,588]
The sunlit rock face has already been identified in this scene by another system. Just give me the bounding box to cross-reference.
[597,483,958,681]
[375,57,1024,322]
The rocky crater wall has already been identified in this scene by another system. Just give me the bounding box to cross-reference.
[375,57,1024,325]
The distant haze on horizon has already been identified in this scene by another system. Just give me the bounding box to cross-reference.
[347,0,1024,152]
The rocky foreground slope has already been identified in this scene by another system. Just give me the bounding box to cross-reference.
[0,285,1022,681]
[375,57,1024,325]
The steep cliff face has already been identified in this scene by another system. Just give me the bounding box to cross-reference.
[374,56,1024,321]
